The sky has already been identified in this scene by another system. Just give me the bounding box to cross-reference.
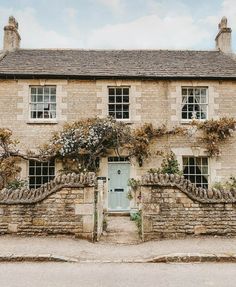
[0,0,235,51]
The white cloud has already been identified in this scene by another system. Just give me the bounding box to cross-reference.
[95,0,124,14]
[0,7,81,49]
[87,14,210,49]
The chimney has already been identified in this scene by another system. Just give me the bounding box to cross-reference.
[3,16,21,52]
[215,16,232,53]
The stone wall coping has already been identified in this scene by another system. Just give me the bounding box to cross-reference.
[0,172,96,205]
[141,173,236,204]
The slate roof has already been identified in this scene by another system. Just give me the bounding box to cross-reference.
[0,49,236,79]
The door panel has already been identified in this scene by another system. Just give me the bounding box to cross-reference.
[108,162,130,211]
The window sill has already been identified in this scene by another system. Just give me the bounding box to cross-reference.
[181,119,208,125]
[116,119,133,125]
[27,120,58,125]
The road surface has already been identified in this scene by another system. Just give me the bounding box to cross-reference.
[0,262,235,287]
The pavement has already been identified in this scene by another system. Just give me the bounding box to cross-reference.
[1,235,236,263]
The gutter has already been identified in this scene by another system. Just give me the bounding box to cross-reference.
[0,73,236,81]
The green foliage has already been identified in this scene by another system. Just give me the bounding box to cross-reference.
[6,179,27,190]
[148,151,182,175]
[127,190,133,200]
[131,211,142,236]
[213,176,236,190]
[0,128,21,189]
[127,178,141,190]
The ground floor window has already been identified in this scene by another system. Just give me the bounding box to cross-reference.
[183,157,208,188]
[29,159,55,189]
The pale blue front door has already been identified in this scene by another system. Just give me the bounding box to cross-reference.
[108,162,130,211]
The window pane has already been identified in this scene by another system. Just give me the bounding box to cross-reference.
[44,87,49,95]
[116,112,122,119]
[182,112,187,119]
[50,104,56,110]
[123,96,129,103]
[201,94,207,103]
[116,105,122,111]
[37,95,43,102]
[44,95,49,103]
[50,95,56,102]
[50,87,56,95]
[116,96,122,103]
[123,112,129,119]
[109,96,115,103]
[50,111,56,118]
[109,88,115,95]
[182,88,187,95]
[109,104,115,111]
[116,88,122,95]
[123,88,129,95]
[38,87,43,95]
[31,95,37,102]
[188,89,193,95]
[123,105,129,111]
[31,87,37,94]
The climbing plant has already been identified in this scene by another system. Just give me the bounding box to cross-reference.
[0,116,235,189]
[192,117,236,156]
[148,151,182,175]
[0,129,21,188]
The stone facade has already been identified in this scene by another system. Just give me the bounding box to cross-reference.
[0,173,99,241]
[141,173,236,241]
[0,78,236,212]
[1,78,236,183]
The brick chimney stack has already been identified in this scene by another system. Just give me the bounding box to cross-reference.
[215,16,232,53]
[3,16,21,52]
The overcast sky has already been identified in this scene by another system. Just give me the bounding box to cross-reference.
[0,0,235,51]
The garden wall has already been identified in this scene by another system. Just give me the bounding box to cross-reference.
[0,173,99,241]
[141,173,236,241]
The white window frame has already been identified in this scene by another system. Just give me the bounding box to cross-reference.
[108,86,130,120]
[182,156,209,188]
[181,87,208,123]
[29,85,57,122]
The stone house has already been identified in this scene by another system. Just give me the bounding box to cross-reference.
[0,16,236,213]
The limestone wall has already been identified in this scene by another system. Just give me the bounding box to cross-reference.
[141,173,236,241]
[0,173,97,241]
[0,78,236,184]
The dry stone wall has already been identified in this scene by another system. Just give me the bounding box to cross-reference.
[141,174,236,241]
[0,173,97,241]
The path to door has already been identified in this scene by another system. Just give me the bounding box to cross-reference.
[100,215,141,244]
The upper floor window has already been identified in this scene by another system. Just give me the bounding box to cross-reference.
[29,159,55,189]
[30,86,56,119]
[108,87,129,119]
[183,156,208,188]
[181,87,208,121]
